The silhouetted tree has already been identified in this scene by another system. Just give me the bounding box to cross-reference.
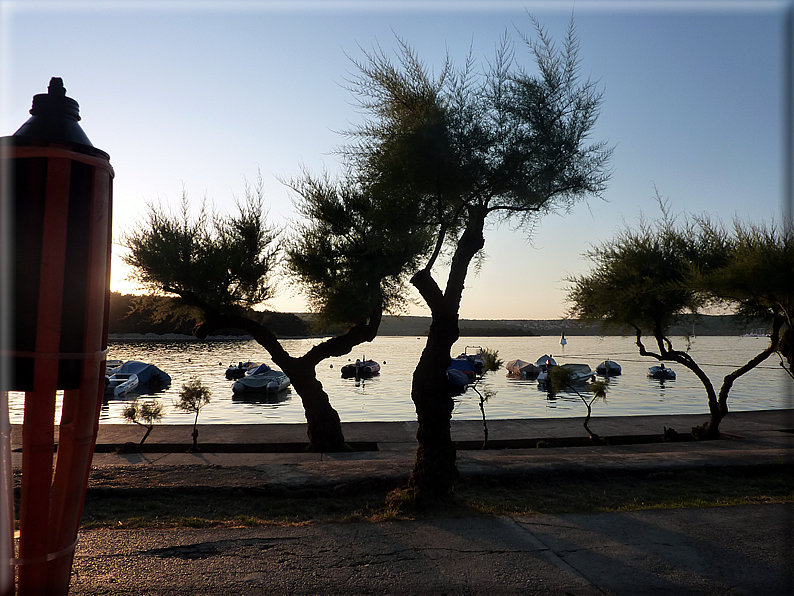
[566,199,792,439]
[341,15,612,498]
[176,377,211,451]
[547,366,607,443]
[124,174,426,451]
[121,398,164,450]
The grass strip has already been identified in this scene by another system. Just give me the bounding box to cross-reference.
[79,466,794,529]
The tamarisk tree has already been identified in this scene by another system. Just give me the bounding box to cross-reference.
[124,174,427,452]
[566,200,792,439]
[341,16,612,498]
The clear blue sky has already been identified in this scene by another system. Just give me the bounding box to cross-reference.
[1,1,789,319]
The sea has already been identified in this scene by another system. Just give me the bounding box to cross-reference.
[6,335,793,426]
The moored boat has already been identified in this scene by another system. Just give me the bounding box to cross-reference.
[112,360,171,392]
[538,362,594,385]
[648,364,676,380]
[448,357,477,381]
[446,367,469,392]
[233,364,291,394]
[455,346,484,374]
[505,358,540,379]
[104,372,138,397]
[341,359,381,378]
[225,361,256,380]
[595,360,622,376]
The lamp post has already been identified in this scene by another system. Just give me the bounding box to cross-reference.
[0,78,113,595]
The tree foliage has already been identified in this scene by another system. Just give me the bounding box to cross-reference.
[342,17,612,261]
[123,167,430,451]
[124,177,279,314]
[566,196,704,334]
[285,171,433,326]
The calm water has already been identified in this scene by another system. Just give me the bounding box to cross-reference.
[7,335,793,425]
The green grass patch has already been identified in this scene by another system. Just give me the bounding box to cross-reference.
[79,466,794,529]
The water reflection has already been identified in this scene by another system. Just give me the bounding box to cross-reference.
[232,389,292,406]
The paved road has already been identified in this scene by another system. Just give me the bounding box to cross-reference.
[71,503,793,595]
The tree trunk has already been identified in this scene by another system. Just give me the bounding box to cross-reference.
[408,209,486,499]
[279,358,346,452]
[697,319,785,441]
[198,311,361,453]
[638,328,724,440]
[408,314,460,498]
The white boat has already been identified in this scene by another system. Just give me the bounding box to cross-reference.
[225,361,256,380]
[536,354,557,369]
[648,365,676,380]
[105,358,123,374]
[538,362,594,385]
[233,365,290,394]
[596,360,622,376]
[114,360,171,390]
[560,363,596,382]
[104,372,138,397]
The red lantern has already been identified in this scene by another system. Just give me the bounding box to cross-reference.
[0,78,113,595]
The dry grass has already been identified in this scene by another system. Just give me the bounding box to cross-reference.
[79,466,794,529]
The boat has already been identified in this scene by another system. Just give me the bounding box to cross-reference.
[448,357,477,381]
[104,372,138,397]
[105,358,123,374]
[595,360,622,376]
[561,363,596,382]
[505,358,540,379]
[446,367,469,392]
[648,364,676,380]
[536,354,557,369]
[340,359,381,378]
[455,346,484,373]
[233,364,291,394]
[538,362,594,385]
[113,360,171,391]
[225,361,256,380]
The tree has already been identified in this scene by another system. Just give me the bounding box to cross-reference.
[124,174,427,452]
[469,348,502,449]
[121,398,164,450]
[566,201,792,439]
[546,367,607,443]
[175,377,212,451]
[341,16,612,498]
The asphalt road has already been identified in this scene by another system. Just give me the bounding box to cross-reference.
[70,503,794,595]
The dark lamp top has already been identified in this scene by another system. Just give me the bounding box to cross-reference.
[10,77,106,157]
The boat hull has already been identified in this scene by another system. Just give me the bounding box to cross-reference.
[233,371,291,394]
[648,366,676,380]
[596,360,622,376]
[104,373,138,397]
[341,360,381,378]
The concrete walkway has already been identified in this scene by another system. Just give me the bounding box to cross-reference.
[12,409,794,594]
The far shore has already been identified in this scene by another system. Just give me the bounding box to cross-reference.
[107,312,760,340]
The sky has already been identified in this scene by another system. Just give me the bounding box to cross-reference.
[1,0,790,320]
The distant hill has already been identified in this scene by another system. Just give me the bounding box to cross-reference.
[108,293,759,338]
[371,313,751,337]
